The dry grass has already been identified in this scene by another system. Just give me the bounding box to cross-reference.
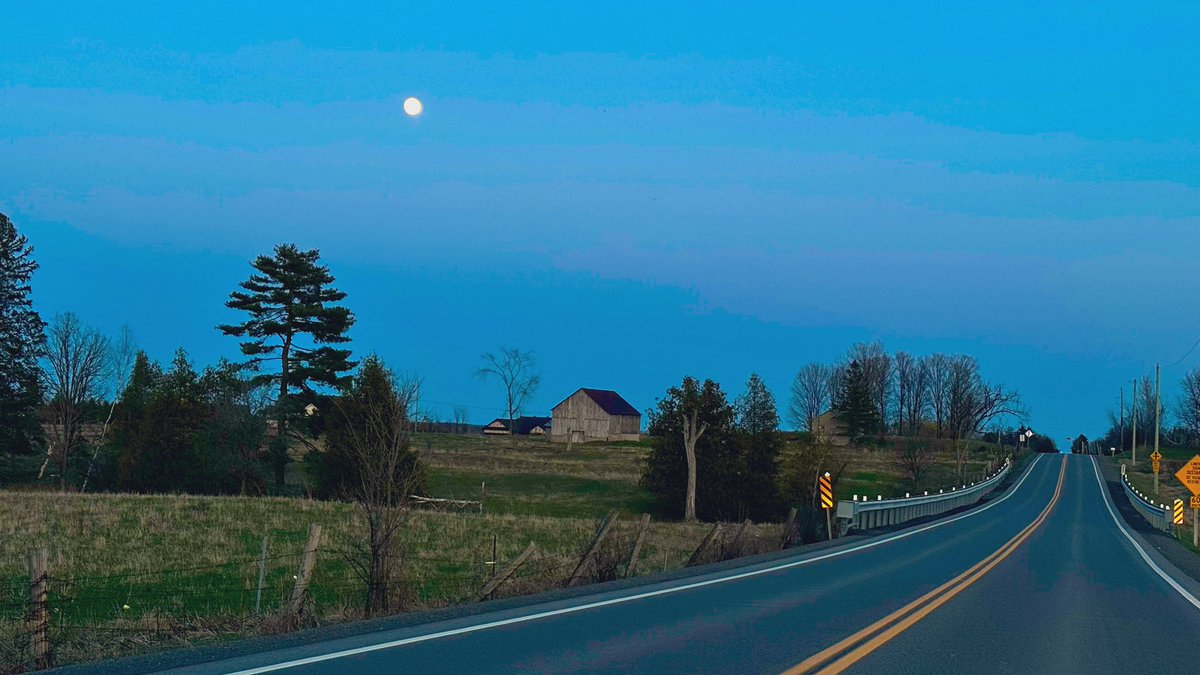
[414,433,649,482]
[0,489,777,670]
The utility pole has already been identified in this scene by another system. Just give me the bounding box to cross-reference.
[1119,386,1125,456]
[1131,377,1138,467]
[1155,363,1161,495]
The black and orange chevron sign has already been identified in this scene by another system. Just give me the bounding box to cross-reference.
[820,472,834,510]
[1176,498,1186,525]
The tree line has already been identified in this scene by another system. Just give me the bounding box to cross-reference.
[640,342,1032,536]
[0,213,418,508]
[1091,369,1200,453]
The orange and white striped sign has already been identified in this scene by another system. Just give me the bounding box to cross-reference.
[1174,498,1185,525]
[820,472,834,510]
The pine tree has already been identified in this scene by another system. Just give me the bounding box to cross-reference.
[735,373,784,521]
[219,244,355,488]
[834,360,881,444]
[0,213,46,455]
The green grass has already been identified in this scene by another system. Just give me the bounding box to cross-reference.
[0,489,737,670]
[428,469,662,519]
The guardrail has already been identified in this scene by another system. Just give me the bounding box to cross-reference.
[836,458,1012,532]
[1119,464,1173,534]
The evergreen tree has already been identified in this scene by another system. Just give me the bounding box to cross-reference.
[834,360,881,444]
[219,244,355,488]
[309,355,426,501]
[0,213,46,455]
[735,373,784,521]
[642,377,741,521]
[117,350,206,492]
[190,359,269,495]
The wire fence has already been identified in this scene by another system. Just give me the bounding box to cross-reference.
[1,517,786,673]
[0,541,592,672]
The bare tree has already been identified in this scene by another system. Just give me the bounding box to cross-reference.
[788,363,834,431]
[894,351,914,436]
[903,355,931,436]
[681,408,707,522]
[452,405,470,434]
[926,353,951,438]
[896,438,935,482]
[81,325,136,491]
[331,358,424,617]
[39,313,110,488]
[476,347,540,446]
[1136,374,1157,441]
[945,355,1023,481]
[1177,368,1200,443]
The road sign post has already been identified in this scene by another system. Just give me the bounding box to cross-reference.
[1192,495,1200,547]
[1151,450,1162,494]
[1174,456,1200,546]
[820,472,834,541]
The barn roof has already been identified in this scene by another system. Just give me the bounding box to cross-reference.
[556,388,639,417]
[484,416,552,435]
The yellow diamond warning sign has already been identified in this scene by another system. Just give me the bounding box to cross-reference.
[1151,450,1163,462]
[1176,455,1200,496]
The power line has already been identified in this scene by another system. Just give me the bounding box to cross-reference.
[1162,334,1200,370]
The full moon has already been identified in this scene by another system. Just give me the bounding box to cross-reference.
[403,97,423,117]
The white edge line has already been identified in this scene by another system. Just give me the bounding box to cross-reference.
[1089,456,1200,611]
[225,455,1046,675]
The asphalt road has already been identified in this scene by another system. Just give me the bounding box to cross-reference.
[156,455,1200,674]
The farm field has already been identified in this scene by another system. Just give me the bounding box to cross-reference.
[1,432,1010,670]
[0,488,736,669]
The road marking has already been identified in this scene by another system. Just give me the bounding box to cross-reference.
[784,455,1067,675]
[1088,456,1200,611]
[220,456,1045,675]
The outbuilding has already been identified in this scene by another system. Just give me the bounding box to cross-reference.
[550,388,641,444]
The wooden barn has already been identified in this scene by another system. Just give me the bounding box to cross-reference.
[550,388,641,443]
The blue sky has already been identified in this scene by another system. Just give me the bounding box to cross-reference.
[4,2,1199,440]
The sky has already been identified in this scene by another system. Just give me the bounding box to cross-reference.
[4,2,1200,442]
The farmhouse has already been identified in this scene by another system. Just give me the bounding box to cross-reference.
[811,409,851,446]
[482,416,552,436]
[550,388,641,443]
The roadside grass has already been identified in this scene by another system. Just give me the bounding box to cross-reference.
[0,432,1010,669]
[832,444,999,502]
[1117,455,1196,546]
[0,489,749,669]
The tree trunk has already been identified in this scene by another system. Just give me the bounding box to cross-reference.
[275,335,292,489]
[681,410,707,522]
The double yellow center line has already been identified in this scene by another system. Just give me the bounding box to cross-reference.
[785,455,1068,675]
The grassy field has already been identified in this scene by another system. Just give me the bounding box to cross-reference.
[416,434,661,518]
[0,432,1008,669]
[0,489,733,669]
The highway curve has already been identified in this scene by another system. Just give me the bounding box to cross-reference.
[153,454,1200,674]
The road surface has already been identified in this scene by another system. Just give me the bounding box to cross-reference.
[158,455,1200,674]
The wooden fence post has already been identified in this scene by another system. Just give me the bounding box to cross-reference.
[566,511,619,587]
[780,507,798,549]
[727,519,753,559]
[623,514,651,578]
[28,548,49,670]
[474,542,537,600]
[686,523,723,567]
[289,524,322,619]
[254,536,269,614]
